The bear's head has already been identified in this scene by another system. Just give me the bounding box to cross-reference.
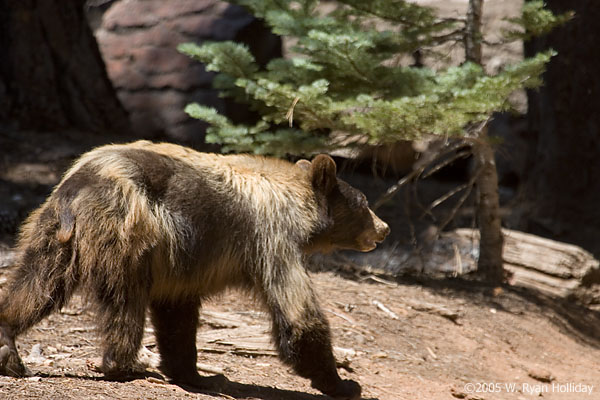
[298,155,390,253]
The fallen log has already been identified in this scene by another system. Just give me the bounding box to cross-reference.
[454,228,600,302]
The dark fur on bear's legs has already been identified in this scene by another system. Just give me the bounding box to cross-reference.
[150,300,199,381]
[93,258,153,379]
[0,325,28,377]
[259,268,361,400]
[96,289,148,378]
[272,307,360,400]
[0,210,77,377]
[150,299,227,390]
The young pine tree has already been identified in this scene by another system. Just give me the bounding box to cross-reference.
[179,0,570,283]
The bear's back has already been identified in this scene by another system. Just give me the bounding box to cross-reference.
[65,141,309,200]
[52,141,321,272]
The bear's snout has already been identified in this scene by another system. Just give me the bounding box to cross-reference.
[372,211,390,243]
[356,210,390,252]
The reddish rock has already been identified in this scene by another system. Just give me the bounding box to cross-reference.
[131,24,189,48]
[165,14,218,37]
[130,47,191,74]
[162,5,253,40]
[147,66,214,90]
[100,26,188,52]
[153,0,219,20]
[103,1,160,30]
[93,0,280,139]
[96,31,131,59]
[159,105,191,126]
[106,60,146,90]
[119,90,192,113]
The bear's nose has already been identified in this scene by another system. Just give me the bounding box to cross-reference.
[382,222,390,237]
[374,219,390,242]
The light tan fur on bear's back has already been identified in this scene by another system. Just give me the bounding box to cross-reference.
[49,141,321,317]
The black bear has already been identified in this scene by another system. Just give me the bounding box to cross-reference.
[0,141,389,399]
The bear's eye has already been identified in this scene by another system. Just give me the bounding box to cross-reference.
[356,193,368,208]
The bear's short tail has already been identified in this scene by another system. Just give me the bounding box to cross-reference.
[0,203,79,336]
[56,203,75,243]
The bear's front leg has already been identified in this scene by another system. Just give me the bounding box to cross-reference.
[281,315,361,400]
[259,265,361,400]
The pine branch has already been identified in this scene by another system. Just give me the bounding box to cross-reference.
[180,0,566,158]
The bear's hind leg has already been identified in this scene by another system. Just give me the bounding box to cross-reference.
[150,299,226,390]
[94,277,150,380]
[0,240,77,377]
[0,324,28,378]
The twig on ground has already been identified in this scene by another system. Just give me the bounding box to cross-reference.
[372,300,400,320]
[404,300,461,324]
[197,363,225,375]
[324,308,358,326]
[232,350,278,357]
[426,346,438,360]
[146,376,167,385]
[361,274,397,287]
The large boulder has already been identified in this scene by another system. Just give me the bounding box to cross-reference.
[89,0,281,144]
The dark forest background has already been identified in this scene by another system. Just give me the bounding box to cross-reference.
[1,0,599,257]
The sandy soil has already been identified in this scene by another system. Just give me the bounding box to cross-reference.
[0,266,598,400]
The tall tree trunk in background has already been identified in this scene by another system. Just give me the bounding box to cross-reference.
[523,0,600,253]
[0,0,129,133]
[466,0,505,283]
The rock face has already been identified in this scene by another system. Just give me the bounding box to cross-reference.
[90,0,280,143]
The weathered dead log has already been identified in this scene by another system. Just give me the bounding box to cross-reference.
[455,228,600,299]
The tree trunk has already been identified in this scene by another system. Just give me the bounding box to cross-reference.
[472,139,504,282]
[523,0,600,254]
[465,0,483,64]
[465,0,504,283]
[0,0,129,133]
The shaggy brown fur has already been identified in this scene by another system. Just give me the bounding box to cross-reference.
[0,141,389,400]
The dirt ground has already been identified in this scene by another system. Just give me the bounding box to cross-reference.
[0,265,599,400]
[1,130,600,400]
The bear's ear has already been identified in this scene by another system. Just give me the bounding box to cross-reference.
[295,159,312,171]
[310,154,337,194]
